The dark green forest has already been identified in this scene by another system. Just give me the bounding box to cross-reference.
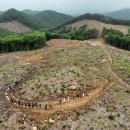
[0,32,46,52]
[46,26,98,41]
[103,28,130,50]
[34,10,73,29]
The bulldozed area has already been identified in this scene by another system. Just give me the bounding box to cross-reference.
[0,39,130,130]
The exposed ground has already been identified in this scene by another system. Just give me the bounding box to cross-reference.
[0,39,130,130]
[67,20,129,34]
[0,20,31,33]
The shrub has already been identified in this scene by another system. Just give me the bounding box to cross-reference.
[108,115,115,120]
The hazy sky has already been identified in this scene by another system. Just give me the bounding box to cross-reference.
[1,0,130,15]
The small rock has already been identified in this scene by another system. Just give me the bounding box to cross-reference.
[69,86,76,90]
[32,127,37,130]
[44,120,48,123]
[49,118,55,124]
[101,59,106,63]
[57,115,60,119]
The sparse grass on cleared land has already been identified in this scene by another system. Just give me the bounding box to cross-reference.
[17,45,108,100]
[0,39,130,130]
[107,46,130,84]
[48,83,130,130]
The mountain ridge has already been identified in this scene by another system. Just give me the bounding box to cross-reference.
[105,9,130,20]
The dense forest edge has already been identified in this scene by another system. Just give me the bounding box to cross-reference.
[102,28,130,50]
[0,32,46,52]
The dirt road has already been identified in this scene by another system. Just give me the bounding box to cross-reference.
[99,39,130,88]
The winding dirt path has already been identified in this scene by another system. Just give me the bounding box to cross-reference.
[99,39,130,88]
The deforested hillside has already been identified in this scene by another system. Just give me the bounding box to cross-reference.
[34,10,73,29]
[56,13,130,35]
[0,8,44,30]
[62,13,130,26]
[0,20,31,33]
[66,20,129,34]
[0,39,130,130]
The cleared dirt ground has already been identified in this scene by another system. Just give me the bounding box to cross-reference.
[0,39,130,130]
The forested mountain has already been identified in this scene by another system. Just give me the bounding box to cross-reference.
[0,9,44,29]
[34,10,73,28]
[105,9,130,20]
[22,9,39,15]
[0,9,73,30]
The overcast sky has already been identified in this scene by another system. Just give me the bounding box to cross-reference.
[1,0,130,15]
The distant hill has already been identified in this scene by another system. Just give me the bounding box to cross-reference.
[57,13,130,29]
[105,9,130,20]
[56,13,130,35]
[0,9,73,31]
[22,9,39,15]
[34,10,73,29]
[0,9,44,30]
[0,11,4,15]
[66,20,128,34]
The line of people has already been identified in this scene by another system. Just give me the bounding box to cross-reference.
[10,98,52,110]
[4,81,88,110]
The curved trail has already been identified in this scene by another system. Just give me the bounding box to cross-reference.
[99,39,130,88]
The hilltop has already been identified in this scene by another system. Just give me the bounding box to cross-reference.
[22,9,39,15]
[105,9,130,20]
[34,10,73,29]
